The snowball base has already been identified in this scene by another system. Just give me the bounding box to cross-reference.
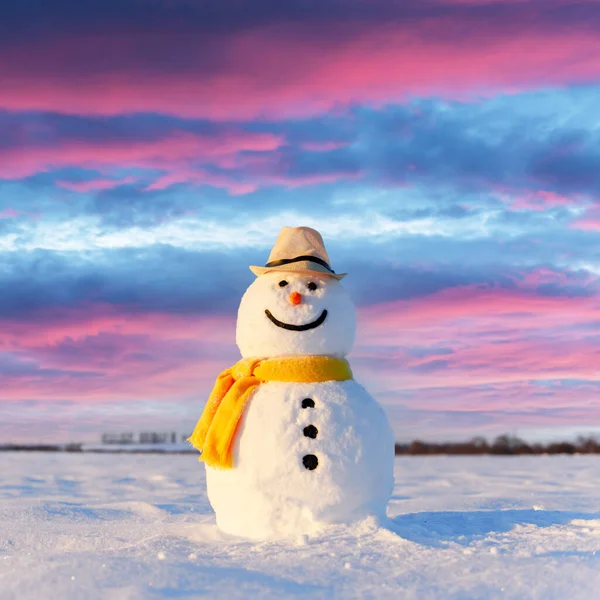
[205,380,395,540]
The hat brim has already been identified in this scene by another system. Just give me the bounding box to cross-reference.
[249,261,346,280]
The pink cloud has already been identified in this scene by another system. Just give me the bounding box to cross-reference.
[0,306,237,401]
[355,285,600,392]
[300,141,350,152]
[382,380,600,418]
[571,208,600,231]
[435,0,600,4]
[0,207,20,219]
[56,176,137,192]
[265,171,364,188]
[362,285,600,329]
[574,219,600,231]
[2,24,600,119]
[506,266,598,290]
[0,304,233,349]
[0,127,356,192]
[509,190,575,211]
[144,170,259,195]
[0,131,285,179]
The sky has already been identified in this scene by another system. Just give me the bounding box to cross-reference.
[1,0,600,444]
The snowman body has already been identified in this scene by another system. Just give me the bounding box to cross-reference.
[204,270,395,539]
[206,379,394,538]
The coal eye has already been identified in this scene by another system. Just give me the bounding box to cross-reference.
[307,282,318,291]
[278,280,288,287]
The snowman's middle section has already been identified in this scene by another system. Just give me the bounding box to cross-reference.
[205,378,394,539]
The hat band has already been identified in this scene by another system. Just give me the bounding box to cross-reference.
[264,255,335,274]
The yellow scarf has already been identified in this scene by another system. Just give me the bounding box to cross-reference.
[188,356,353,469]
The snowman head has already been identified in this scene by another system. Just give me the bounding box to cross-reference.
[236,271,356,358]
[236,226,356,358]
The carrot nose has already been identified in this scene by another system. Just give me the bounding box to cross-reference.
[289,292,302,305]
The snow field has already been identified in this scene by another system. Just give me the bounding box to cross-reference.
[0,453,599,599]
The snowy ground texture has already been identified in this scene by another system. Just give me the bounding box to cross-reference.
[1,454,599,599]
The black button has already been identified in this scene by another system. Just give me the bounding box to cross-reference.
[301,398,315,409]
[303,454,318,470]
[303,425,318,439]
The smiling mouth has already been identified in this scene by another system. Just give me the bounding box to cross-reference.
[264,309,328,331]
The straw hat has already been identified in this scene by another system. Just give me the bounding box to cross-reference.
[249,226,346,280]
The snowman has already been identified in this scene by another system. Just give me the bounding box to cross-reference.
[189,226,395,539]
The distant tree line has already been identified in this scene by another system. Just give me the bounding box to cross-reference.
[395,435,600,455]
[0,444,84,452]
[2,434,600,454]
[101,432,186,444]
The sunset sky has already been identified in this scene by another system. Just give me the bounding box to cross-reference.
[1,0,600,444]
